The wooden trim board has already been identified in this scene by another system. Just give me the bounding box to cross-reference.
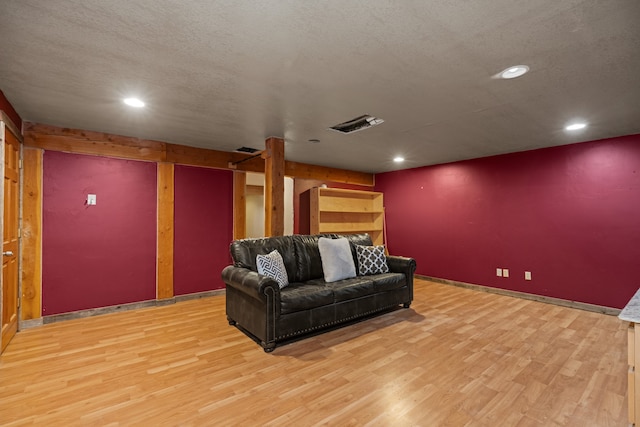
[418,275,621,316]
[41,289,225,325]
[23,122,374,186]
[17,318,43,330]
[20,148,43,321]
[157,163,175,300]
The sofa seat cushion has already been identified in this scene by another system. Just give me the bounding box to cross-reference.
[328,277,375,303]
[280,282,334,315]
[369,272,406,292]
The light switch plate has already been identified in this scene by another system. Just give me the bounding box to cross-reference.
[87,194,97,205]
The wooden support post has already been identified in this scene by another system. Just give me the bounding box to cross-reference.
[233,171,246,240]
[21,148,43,321]
[157,163,174,299]
[263,137,285,237]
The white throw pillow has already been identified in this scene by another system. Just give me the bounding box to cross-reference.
[256,250,289,289]
[356,244,389,275]
[318,237,356,283]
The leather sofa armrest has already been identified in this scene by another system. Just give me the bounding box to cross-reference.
[386,255,416,276]
[221,265,280,302]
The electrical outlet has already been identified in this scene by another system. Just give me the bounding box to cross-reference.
[496,268,503,277]
[525,271,532,281]
[503,269,509,278]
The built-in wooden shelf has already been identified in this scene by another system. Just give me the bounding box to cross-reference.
[310,187,384,245]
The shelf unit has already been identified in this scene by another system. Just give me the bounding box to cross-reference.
[310,187,384,245]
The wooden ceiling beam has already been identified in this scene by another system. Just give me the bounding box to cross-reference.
[22,122,373,186]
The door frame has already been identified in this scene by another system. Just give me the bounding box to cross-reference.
[1,111,23,353]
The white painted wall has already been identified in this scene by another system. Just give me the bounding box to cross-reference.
[246,193,265,238]
[245,172,293,238]
[284,177,294,235]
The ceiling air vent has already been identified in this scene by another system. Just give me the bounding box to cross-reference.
[329,114,384,134]
[235,146,260,154]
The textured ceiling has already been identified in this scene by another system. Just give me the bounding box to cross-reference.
[1,1,639,173]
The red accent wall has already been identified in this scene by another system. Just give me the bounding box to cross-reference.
[42,152,157,315]
[294,179,373,234]
[0,89,22,129]
[375,134,640,309]
[174,165,233,295]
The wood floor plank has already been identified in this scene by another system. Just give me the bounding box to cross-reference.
[0,279,629,426]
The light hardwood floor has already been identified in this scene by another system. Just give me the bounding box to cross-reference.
[0,279,628,426]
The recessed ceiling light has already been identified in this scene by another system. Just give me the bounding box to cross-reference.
[498,65,529,79]
[123,97,145,108]
[393,156,405,163]
[565,122,587,131]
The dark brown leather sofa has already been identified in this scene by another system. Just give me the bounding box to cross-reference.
[221,233,416,352]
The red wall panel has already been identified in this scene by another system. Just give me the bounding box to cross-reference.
[375,134,640,309]
[42,152,157,315]
[174,165,233,295]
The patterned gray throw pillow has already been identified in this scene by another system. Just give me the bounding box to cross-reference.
[356,244,389,275]
[256,249,289,289]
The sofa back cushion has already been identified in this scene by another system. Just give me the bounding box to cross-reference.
[342,233,374,259]
[293,233,373,282]
[230,233,374,283]
[292,234,326,283]
[230,236,297,281]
